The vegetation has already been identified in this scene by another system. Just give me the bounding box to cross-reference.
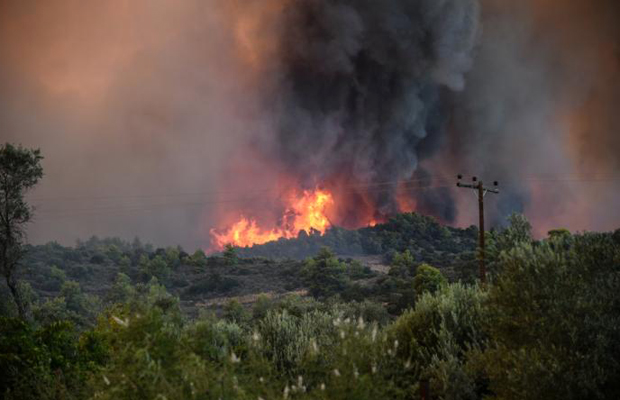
[1,221,618,399]
[1,146,619,399]
[0,143,44,318]
[236,213,479,267]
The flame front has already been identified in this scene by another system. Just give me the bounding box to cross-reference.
[210,189,334,250]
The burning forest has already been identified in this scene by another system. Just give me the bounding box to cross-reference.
[207,0,620,250]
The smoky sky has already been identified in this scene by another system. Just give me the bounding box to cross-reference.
[0,0,619,249]
[449,0,620,233]
[0,0,262,249]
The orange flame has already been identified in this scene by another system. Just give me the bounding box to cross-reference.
[210,189,334,250]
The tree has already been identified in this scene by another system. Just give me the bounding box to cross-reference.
[188,249,207,268]
[301,247,348,298]
[139,254,170,281]
[486,214,533,278]
[0,144,43,319]
[389,249,416,278]
[413,263,447,297]
[223,243,238,265]
[548,228,571,240]
[483,233,620,399]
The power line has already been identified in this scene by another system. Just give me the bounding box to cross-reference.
[28,173,620,221]
[33,183,458,220]
[27,173,620,203]
[27,175,457,203]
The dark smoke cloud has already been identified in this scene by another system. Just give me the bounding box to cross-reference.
[262,0,480,223]
[258,0,620,232]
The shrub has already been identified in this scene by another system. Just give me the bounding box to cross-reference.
[302,248,349,298]
[413,263,447,297]
[257,309,335,375]
[482,233,620,400]
[388,283,488,399]
[223,299,250,325]
[223,244,238,265]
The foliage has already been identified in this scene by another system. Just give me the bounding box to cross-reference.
[237,212,477,264]
[223,243,238,265]
[105,273,136,304]
[0,316,104,399]
[548,228,571,240]
[0,143,44,318]
[301,248,349,298]
[413,263,447,297]
[188,249,208,268]
[139,254,171,281]
[482,233,620,400]
[388,283,489,399]
[6,209,620,400]
[223,299,250,325]
[34,281,101,329]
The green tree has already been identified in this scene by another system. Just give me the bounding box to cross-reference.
[301,247,348,298]
[118,255,132,273]
[483,233,620,399]
[389,249,416,278]
[223,299,250,325]
[223,243,238,265]
[0,144,43,319]
[139,254,170,280]
[188,249,207,268]
[106,273,136,304]
[486,213,533,278]
[548,228,571,240]
[165,246,181,269]
[413,263,447,297]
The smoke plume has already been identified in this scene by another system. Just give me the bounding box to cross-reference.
[262,0,480,224]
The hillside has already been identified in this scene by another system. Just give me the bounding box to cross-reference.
[4,213,479,320]
[236,212,478,263]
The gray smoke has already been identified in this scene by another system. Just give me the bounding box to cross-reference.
[262,0,480,223]
[448,0,620,233]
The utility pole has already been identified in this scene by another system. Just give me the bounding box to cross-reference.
[456,175,499,284]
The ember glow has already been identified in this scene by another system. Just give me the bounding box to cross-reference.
[210,188,334,250]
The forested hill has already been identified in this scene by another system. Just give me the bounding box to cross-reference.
[236,212,478,263]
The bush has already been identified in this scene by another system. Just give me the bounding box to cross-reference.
[413,264,447,297]
[106,273,135,305]
[302,248,349,298]
[0,317,102,399]
[41,265,66,291]
[388,283,488,399]
[482,233,620,400]
[257,309,335,375]
[223,299,250,325]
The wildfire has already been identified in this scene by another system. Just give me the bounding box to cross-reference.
[210,189,334,250]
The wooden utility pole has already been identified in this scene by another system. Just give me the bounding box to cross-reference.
[457,175,499,284]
